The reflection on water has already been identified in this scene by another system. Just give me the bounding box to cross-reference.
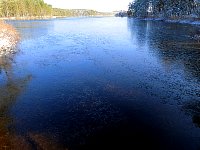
[4,18,200,149]
[127,19,200,107]
[128,19,200,81]
[0,55,66,149]
[128,18,200,128]
[0,55,53,149]
[0,55,28,148]
[7,20,54,40]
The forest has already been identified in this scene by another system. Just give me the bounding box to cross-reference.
[128,0,200,19]
[0,0,98,18]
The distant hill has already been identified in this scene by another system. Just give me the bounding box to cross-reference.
[52,8,99,17]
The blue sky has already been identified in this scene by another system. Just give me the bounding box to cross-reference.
[44,0,132,12]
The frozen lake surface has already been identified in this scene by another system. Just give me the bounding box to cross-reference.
[0,17,200,149]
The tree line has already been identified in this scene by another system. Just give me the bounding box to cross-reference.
[53,8,98,17]
[128,0,200,19]
[0,0,98,18]
[0,0,52,17]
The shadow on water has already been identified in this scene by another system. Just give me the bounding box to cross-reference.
[183,100,200,128]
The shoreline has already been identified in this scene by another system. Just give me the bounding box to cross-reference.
[0,16,56,20]
[0,15,114,21]
[129,17,200,25]
[0,21,19,57]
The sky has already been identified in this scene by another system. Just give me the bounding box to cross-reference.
[44,0,132,12]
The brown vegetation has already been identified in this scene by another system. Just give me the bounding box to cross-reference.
[0,21,19,56]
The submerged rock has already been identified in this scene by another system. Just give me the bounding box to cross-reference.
[0,21,19,57]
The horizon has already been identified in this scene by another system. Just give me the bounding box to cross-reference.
[44,0,132,12]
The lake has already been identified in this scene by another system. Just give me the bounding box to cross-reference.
[1,17,200,149]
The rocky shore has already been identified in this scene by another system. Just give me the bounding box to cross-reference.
[0,21,19,57]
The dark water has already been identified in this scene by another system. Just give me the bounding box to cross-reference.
[1,17,200,149]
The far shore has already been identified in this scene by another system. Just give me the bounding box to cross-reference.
[0,15,115,21]
[0,16,57,20]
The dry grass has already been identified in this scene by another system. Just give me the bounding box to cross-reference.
[0,21,19,40]
[0,21,19,36]
[0,21,20,56]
